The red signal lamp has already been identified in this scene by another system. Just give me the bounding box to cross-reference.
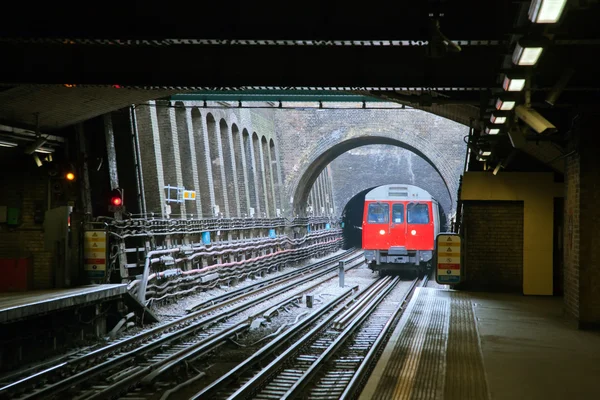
[109,188,124,210]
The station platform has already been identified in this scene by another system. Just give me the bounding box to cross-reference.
[360,287,600,400]
[0,284,127,323]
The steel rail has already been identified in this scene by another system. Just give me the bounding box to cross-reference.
[280,276,402,400]
[186,249,359,312]
[0,250,359,399]
[86,259,363,400]
[189,286,360,400]
[332,276,393,330]
[338,276,420,400]
[14,257,364,400]
[224,277,399,400]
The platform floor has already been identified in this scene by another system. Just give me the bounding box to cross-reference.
[0,284,127,323]
[360,287,600,400]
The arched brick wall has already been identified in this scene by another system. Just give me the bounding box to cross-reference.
[275,108,469,217]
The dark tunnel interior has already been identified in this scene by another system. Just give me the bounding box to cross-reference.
[342,186,448,250]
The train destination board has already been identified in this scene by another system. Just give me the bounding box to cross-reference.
[436,233,461,284]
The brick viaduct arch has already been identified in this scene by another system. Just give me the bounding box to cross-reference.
[273,108,468,218]
[290,134,459,217]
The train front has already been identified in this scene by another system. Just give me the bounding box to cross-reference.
[361,185,437,275]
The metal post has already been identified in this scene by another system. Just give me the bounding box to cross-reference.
[339,260,345,287]
[306,294,313,308]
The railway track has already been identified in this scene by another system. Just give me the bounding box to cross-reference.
[0,249,362,400]
[191,274,426,400]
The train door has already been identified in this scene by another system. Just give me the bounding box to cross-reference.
[405,202,434,250]
[364,202,390,250]
[389,203,406,247]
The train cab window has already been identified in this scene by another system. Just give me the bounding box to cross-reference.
[367,203,389,224]
[392,204,404,223]
[407,203,430,224]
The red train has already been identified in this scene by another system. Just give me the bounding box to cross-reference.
[362,184,440,275]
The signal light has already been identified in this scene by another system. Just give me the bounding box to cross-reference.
[109,188,124,211]
[66,172,75,181]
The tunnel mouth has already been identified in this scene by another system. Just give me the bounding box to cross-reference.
[342,187,373,249]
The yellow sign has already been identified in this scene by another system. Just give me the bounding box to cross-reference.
[436,233,461,284]
[84,230,106,278]
[183,190,196,200]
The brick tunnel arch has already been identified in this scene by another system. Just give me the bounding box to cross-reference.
[290,135,457,217]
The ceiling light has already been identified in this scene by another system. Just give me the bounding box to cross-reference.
[490,115,507,124]
[496,98,516,111]
[513,43,544,66]
[529,0,567,23]
[486,127,501,135]
[35,147,54,154]
[490,111,509,125]
[493,163,502,175]
[479,150,492,157]
[0,140,18,147]
[33,154,43,167]
[503,75,526,92]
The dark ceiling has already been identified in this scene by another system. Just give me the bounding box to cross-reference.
[0,0,598,170]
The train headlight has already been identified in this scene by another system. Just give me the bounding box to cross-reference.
[379,230,386,235]
[411,230,417,235]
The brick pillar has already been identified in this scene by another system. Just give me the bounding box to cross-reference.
[568,112,600,328]
[268,139,281,215]
[233,126,247,216]
[156,103,186,217]
[250,134,262,216]
[135,102,166,216]
[215,120,231,217]
[177,105,200,217]
[223,122,240,217]
[258,137,270,217]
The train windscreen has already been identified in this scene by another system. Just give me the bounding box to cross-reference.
[407,203,430,224]
[367,203,389,223]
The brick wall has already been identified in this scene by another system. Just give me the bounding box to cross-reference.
[0,151,54,289]
[461,201,524,292]
[328,145,452,224]
[133,104,464,221]
[174,104,198,216]
[135,102,166,216]
[156,102,184,216]
[564,152,580,319]
[577,114,600,326]
[272,108,467,216]
[133,104,286,219]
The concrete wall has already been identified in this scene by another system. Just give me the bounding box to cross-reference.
[461,172,563,295]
